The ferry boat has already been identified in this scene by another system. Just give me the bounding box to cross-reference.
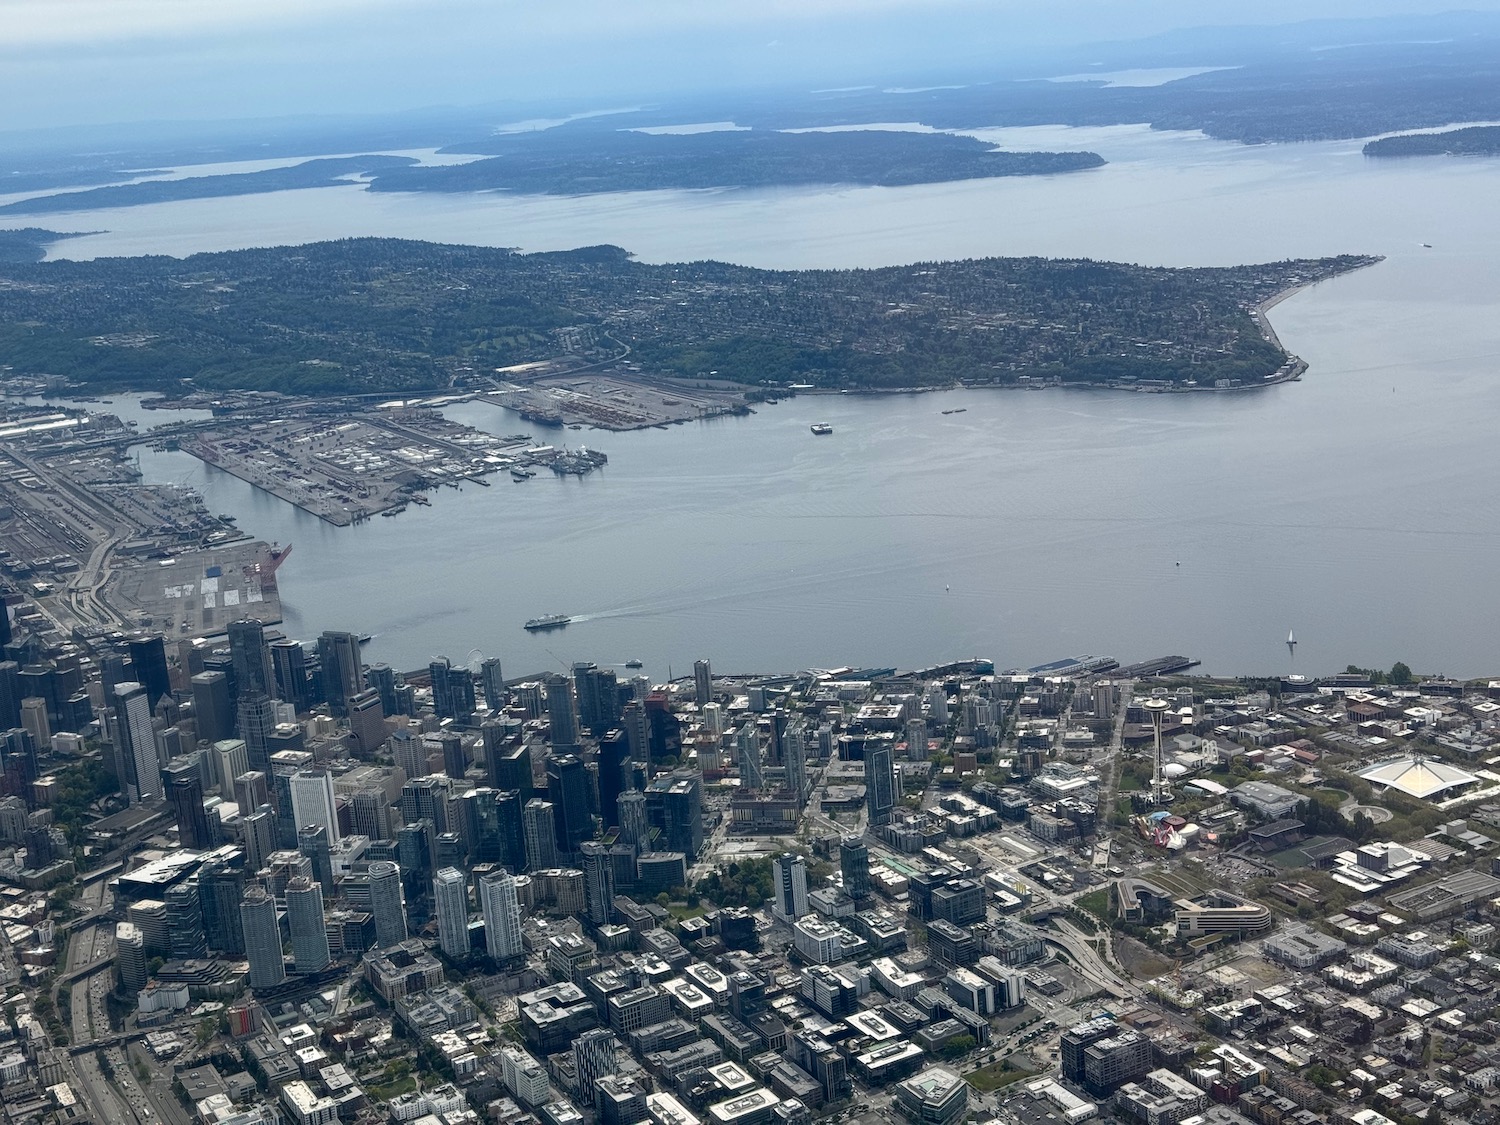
[624,658,644,669]
[810,423,833,435]
[524,614,571,631]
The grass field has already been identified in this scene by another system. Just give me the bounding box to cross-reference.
[966,1059,1038,1093]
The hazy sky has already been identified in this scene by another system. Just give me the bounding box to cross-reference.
[5,0,1500,132]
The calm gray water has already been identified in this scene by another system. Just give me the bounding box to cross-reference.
[15,124,1500,678]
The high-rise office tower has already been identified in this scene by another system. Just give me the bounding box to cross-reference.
[171,774,213,850]
[1,726,38,788]
[23,824,54,870]
[785,721,809,803]
[573,1029,619,1106]
[298,823,335,894]
[289,769,341,844]
[0,662,20,731]
[479,867,524,961]
[198,856,246,955]
[234,769,270,815]
[227,620,274,700]
[347,690,387,757]
[597,730,629,828]
[241,886,286,989]
[906,718,928,761]
[126,633,171,712]
[349,788,390,841]
[493,790,527,872]
[165,880,208,959]
[116,921,148,993]
[366,663,402,718]
[645,692,681,769]
[396,821,432,911]
[547,754,591,855]
[580,841,614,927]
[617,790,649,853]
[367,860,408,948]
[236,692,276,771]
[736,723,762,791]
[389,728,428,782]
[490,742,533,801]
[429,657,459,721]
[285,876,331,973]
[840,837,871,900]
[399,775,451,834]
[213,738,249,796]
[459,788,502,864]
[645,769,703,857]
[693,659,713,707]
[479,719,505,770]
[864,739,896,828]
[433,867,471,959]
[317,631,363,717]
[573,662,620,736]
[621,702,649,776]
[434,730,466,780]
[480,657,505,711]
[773,852,810,920]
[114,681,161,804]
[270,639,309,712]
[523,798,559,870]
[545,674,578,748]
[191,671,232,747]
[241,808,277,873]
[20,697,49,747]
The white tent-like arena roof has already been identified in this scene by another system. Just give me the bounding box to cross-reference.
[1357,754,1479,801]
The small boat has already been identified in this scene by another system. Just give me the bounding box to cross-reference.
[524,614,571,631]
[810,423,833,435]
[624,658,644,669]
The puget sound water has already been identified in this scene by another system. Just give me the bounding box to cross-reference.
[15,123,1500,679]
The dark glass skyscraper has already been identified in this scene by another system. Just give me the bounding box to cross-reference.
[646,769,703,858]
[597,730,629,828]
[368,859,408,947]
[547,753,592,855]
[199,857,247,955]
[227,620,274,699]
[191,670,232,746]
[840,837,871,900]
[317,630,363,717]
[545,674,578,749]
[170,773,213,850]
[126,633,171,713]
[270,639,309,712]
[864,740,896,827]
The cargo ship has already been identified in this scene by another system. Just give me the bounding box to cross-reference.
[524,614,571,631]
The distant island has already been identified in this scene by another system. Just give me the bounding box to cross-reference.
[1363,125,1500,157]
[0,130,1103,216]
[0,238,1377,399]
[0,156,418,217]
[378,127,1105,194]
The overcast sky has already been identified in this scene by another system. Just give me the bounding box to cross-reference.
[5,0,1500,133]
